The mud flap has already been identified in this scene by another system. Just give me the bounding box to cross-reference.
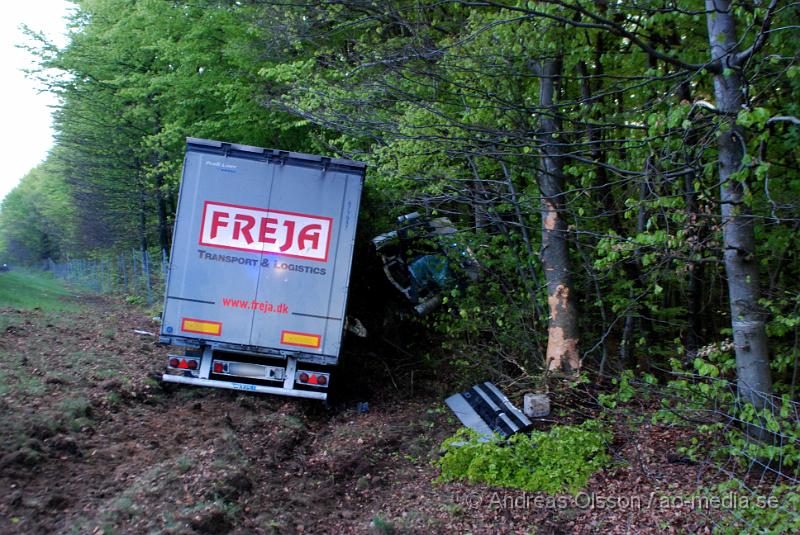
[445,382,532,438]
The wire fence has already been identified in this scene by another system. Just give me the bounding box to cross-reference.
[582,367,800,533]
[46,248,168,306]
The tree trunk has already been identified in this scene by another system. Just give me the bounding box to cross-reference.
[678,80,706,360]
[705,0,772,407]
[537,57,580,374]
[137,171,149,254]
[148,151,170,254]
[577,55,616,373]
[577,29,620,233]
[683,169,705,360]
[620,167,652,370]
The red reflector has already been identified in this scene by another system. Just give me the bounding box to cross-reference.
[213,362,223,373]
[178,359,189,369]
[298,372,309,383]
[308,374,319,385]
[188,359,198,370]
[317,375,327,385]
[169,358,179,368]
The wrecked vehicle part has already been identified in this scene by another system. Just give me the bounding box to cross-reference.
[345,316,368,338]
[373,213,479,315]
[445,382,532,439]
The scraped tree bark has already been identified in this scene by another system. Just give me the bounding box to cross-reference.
[705,0,773,407]
[537,57,581,374]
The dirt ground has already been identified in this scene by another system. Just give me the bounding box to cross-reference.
[0,297,732,534]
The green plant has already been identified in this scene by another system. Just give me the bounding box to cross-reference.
[370,516,396,534]
[653,357,800,474]
[176,455,193,474]
[437,420,611,494]
[106,391,122,407]
[124,294,145,305]
[59,397,91,419]
[701,481,800,534]
[598,369,636,408]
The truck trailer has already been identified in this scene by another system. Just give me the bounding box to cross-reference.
[160,138,365,400]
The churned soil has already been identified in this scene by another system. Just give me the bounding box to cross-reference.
[0,296,735,534]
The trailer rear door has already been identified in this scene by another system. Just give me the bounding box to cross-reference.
[160,138,364,364]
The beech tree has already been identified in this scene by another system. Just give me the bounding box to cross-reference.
[705,0,779,406]
[536,57,581,373]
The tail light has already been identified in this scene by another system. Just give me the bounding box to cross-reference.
[295,370,330,388]
[167,356,199,371]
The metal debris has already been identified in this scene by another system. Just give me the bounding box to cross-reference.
[445,381,532,438]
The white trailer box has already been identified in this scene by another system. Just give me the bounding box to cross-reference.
[160,138,365,400]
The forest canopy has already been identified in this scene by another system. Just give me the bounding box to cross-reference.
[1,0,799,397]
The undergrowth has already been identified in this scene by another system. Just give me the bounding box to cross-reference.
[598,356,800,533]
[437,420,611,494]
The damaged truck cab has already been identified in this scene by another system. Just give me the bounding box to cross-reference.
[159,138,364,400]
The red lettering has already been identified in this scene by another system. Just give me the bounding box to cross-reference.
[202,202,330,261]
[259,217,279,244]
[298,224,322,251]
[233,214,255,244]
[210,211,229,239]
[280,220,295,252]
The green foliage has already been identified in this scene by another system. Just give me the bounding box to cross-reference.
[430,229,547,380]
[761,295,800,395]
[702,481,800,535]
[369,516,397,534]
[0,161,76,263]
[649,356,800,476]
[438,421,611,494]
[58,396,93,431]
[598,370,636,409]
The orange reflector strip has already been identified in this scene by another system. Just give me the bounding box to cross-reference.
[181,318,222,336]
[280,330,321,349]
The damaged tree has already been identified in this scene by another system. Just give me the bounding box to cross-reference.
[536,57,581,374]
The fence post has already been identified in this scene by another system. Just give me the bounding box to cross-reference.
[143,248,153,305]
[119,255,126,292]
[95,259,101,292]
[161,249,168,285]
[105,257,111,293]
[132,249,138,295]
